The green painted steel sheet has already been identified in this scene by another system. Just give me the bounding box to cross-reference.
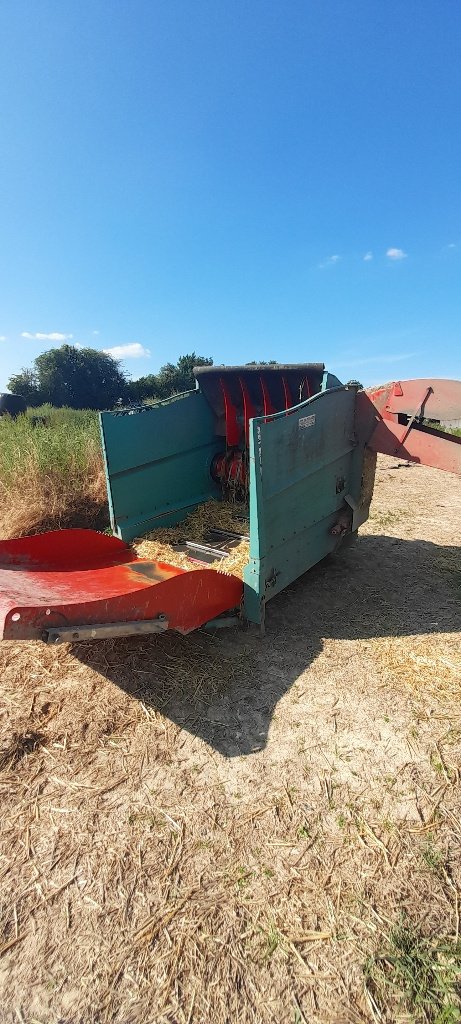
[244,386,363,624]
[100,390,221,542]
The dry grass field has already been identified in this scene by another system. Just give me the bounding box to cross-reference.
[0,408,107,539]
[1,456,460,1023]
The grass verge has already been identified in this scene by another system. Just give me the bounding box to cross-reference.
[0,405,108,538]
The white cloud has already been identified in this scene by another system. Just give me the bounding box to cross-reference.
[363,251,373,261]
[438,242,458,257]
[21,331,73,341]
[103,342,151,360]
[386,248,407,260]
[92,329,100,335]
[0,335,6,342]
[318,254,341,269]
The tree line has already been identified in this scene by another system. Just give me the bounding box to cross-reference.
[7,346,360,411]
[7,346,213,410]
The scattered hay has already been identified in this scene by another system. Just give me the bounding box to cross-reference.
[360,448,377,510]
[364,634,461,707]
[134,537,197,571]
[0,729,45,771]
[217,538,250,578]
[142,498,249,543]
[134,499,250,579]
[1,622,460,1023]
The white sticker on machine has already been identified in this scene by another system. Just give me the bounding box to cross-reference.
[298,414,316,429]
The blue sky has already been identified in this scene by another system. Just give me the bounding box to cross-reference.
[0,0,460,391]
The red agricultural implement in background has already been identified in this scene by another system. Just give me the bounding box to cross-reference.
[0,366,460,642]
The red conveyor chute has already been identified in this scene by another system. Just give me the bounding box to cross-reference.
[0,530,243,641]
[358,378,461,475]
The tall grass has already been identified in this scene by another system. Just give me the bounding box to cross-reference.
[0,406,109,538]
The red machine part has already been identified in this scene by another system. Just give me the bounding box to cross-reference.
[218,369,317,440]
[359,379,461,474]
[211,451,248,490]
[220,373,276,443]
[260,376,275,417]
[0,530,243,641]
[239,376,256,445]
[219,376,240,446]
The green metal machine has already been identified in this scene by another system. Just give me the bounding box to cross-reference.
[1,363,460,641]
[98,364,461,631]
[100,365,362,627]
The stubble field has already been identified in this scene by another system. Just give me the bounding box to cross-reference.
[0,454,460,1023]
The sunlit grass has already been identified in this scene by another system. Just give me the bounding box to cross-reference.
[0,406,108,537]
[365,915,461,1023]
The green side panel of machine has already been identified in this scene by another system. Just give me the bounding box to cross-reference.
[243,386,364,625]
[100,390,221,542]
[322,370,343,390]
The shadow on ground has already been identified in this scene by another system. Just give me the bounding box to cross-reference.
[74,533,460,757]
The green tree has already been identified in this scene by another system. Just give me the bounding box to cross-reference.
[127,374,161,403]
[156,353,213,398]
[8,345,129,409]
[129,353,213,403]
[7,367,42,406]
[8,347,213,409]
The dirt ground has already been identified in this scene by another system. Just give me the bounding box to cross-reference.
[0,455,460,1024]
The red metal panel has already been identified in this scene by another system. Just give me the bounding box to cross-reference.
[0,529,132,568]
[358,379,461,474]
[239,376,256,445]
[367,418,461,474]
[260,376,275,417]
[219,377,240,446]
[366,378,461,423]
[0,530,243,640]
